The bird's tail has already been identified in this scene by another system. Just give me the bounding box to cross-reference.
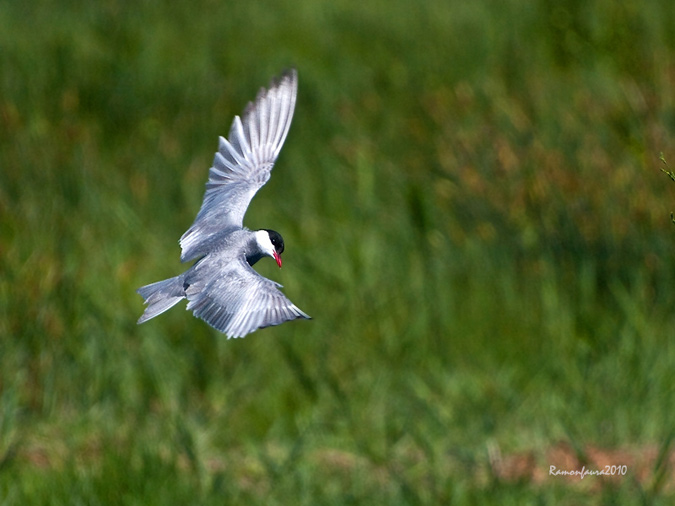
[137,275,186,324]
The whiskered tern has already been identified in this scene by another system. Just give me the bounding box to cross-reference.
[137,69,310,338]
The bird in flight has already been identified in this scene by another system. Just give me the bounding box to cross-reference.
[137,69,310,338]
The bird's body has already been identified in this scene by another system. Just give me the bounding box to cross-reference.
[136,70,310,338]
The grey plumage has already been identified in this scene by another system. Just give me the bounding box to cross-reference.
[137,70,310,338]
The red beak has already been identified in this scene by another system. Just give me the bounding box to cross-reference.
[273,251,282,268]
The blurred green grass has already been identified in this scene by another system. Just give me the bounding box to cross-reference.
[1,0,675,503]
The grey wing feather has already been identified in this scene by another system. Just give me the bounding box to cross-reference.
[180,70,298,262]
[185,257,310,338]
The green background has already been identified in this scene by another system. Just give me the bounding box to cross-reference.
[1,0,675,503]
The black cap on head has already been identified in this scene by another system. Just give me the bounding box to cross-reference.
[264,229,285,255]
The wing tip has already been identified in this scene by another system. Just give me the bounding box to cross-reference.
[266,68,297,92]
[223,305,310,339]
[244,68,298,117]
[274,68,298,89]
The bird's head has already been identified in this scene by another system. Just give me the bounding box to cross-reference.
[255,229,284,267]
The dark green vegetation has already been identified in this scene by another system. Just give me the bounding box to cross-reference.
[1,0,675,503]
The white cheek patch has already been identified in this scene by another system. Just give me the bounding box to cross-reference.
[254,230,276,257]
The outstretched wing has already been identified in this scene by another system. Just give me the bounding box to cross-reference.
[180,69,298,262]
[184,257,310,338]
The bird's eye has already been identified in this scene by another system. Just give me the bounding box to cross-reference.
[264,230,284,254]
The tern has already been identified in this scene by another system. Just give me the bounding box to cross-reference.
[136,69,310,338]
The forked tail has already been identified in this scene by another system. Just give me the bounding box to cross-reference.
[137,275,186,324]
